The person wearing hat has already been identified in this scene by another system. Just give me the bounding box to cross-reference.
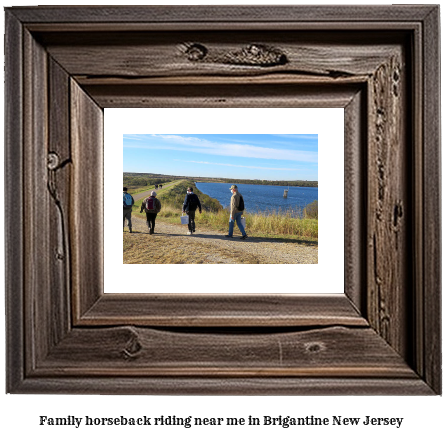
[140,190,161,235]
[226,184,247,239]
[123,187,135,233]
[182,186,202,235]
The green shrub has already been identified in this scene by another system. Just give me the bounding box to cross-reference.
[158,180,223,213]
[303,200,318,219]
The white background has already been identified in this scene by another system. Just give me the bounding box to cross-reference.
[1,1,442,437]
[107,108,344,294]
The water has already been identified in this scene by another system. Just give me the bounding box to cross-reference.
[195,182,318,216]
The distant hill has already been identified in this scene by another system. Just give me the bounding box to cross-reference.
[123,172,318,188]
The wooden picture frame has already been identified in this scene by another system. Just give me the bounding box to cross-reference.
[5,5,441,394]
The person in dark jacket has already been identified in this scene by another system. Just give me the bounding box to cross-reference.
[182,187,202,235]
[123,187,135,233]
[140,191,161,235]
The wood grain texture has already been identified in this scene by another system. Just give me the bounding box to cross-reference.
[70,81,104,320]
[40,31,402,79]
[4,10,24,393]
[12,377,434,396]
[8,5,437,23]
[48,58,72,346]
[36,326,415,378]
[344,90,366,314]
[411,19,425,383]
[79,294,367,327]
[4,5,441,395]
[23,29,50,373]
[83,83,361,109]
[422,6,442,394]
[366,51,409,358]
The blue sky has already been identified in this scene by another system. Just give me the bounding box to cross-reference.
[123,134,318,181]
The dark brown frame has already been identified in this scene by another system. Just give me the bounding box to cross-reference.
[5,5,441,394]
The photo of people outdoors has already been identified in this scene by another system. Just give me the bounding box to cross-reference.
[123,134,318,264]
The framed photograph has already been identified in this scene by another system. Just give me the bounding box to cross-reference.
[108,108,343,294]
[120,126,321,266]
[5,5,440,394]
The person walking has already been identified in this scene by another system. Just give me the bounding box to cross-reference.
[182,186,202,235]
[226,184,247,239]
[123,187,135,233]
[140,191,161,234]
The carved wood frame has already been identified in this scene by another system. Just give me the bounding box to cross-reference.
[5,6,441,394]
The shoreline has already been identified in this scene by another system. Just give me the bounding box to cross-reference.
[195,181,318,218]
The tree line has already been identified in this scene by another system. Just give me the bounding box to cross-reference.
[124,173,318,188]
[123,175,171,187]
[232,179,317,187]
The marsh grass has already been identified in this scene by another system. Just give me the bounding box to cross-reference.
[198,208,318,239]
[131,179,318,240]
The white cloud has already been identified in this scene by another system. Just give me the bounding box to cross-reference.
[175,159,302,172]
[123,134,317,163]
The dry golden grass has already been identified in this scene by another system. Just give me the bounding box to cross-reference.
[196,209,318,240]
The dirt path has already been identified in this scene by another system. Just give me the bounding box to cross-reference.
[124,215,318,264]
